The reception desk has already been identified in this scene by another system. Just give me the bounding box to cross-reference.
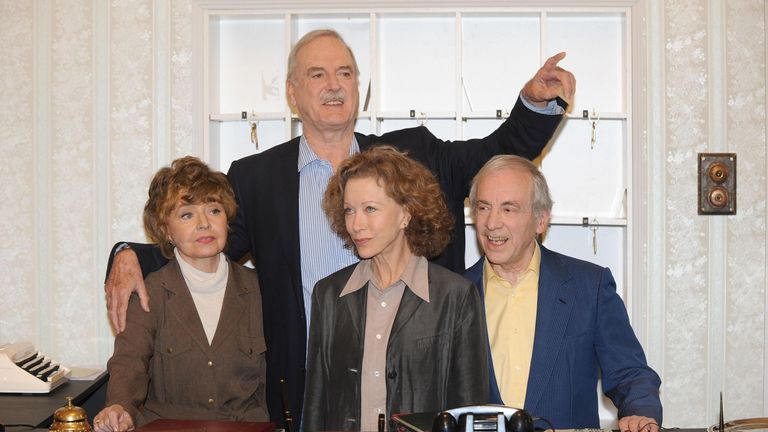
[139,419,274,431]
[0,373,108,428]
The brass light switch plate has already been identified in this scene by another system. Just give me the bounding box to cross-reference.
[698,153,736,215]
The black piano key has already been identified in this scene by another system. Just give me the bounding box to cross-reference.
[14,352,38,368]
[22,355,44,371]
[39,364,60,382]
[34,367,53,381]
[29,359,52,374]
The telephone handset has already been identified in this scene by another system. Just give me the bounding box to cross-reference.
[432,405,534,432]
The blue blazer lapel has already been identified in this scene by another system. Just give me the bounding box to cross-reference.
[465,258,484,298]
[524,245,577,411]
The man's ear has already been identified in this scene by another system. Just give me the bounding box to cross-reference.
[535,210,551,235]
[286,79,297,110]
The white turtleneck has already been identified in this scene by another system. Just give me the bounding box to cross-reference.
[174,248,228,345]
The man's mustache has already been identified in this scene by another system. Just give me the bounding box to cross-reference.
[321,89,345,103]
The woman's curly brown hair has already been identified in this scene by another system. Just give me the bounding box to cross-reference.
[323,145,453,258]
[143,156,237,258]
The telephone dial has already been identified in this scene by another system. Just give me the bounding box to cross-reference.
[432,405,534,432]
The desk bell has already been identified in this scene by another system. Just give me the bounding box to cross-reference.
[50,396,93,432]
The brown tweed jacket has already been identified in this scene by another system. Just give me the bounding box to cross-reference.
[105,258,268,425]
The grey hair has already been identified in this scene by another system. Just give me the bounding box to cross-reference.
[286,29,360,83]
[469,155,553,216]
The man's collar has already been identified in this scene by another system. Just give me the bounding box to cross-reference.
[297,135,360,172]
[485,241,541,284]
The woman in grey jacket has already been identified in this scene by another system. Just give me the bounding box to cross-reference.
[303,146,489,431]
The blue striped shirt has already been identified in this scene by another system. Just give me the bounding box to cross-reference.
[298,136,360,338]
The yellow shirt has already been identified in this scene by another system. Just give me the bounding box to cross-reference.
[483,242,541,408]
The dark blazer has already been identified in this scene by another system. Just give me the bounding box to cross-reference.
[128,96,563,425]
[106,258,268,426]
[464,245,662,428]
[303,261,489,431]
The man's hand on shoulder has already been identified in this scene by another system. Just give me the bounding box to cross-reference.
[105,247,149,333]
[619,415,659,432]
[522,51,576,107]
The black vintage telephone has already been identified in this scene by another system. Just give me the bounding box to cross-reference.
[432,405,534,432]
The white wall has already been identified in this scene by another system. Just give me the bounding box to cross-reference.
[0,0,194,366]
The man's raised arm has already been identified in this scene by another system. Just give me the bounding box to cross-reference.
[104,242,167,333]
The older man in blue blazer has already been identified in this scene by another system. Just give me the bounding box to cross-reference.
[464,155,662,432]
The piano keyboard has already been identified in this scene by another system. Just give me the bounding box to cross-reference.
[0,341,70,393]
